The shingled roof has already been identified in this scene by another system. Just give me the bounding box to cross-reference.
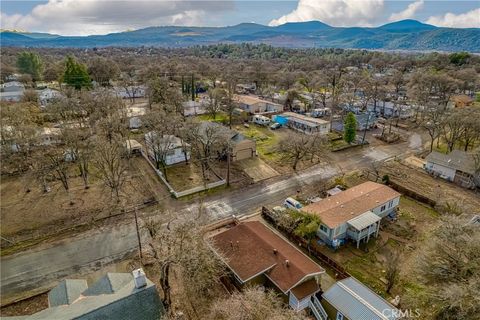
[302,182,400,228]
[211,221,324,293]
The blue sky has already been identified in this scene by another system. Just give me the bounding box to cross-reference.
[1,0,479,35]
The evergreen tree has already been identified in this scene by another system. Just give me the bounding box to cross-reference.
[343,112,357,144]
[62,56,91,90]
[16,51,43,82]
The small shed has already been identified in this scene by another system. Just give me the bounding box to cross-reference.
[125,139,143,155]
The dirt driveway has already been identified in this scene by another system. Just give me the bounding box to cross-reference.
[236,158,279,182]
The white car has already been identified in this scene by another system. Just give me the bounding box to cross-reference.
[284,197,302,211]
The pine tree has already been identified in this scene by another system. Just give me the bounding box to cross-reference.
[16,51,43,82]
[62,56,91,90]
[344,112,357,144]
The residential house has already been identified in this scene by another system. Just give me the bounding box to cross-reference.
[183,99,208,116]
[448,94,474,109]
[236,83,256,94]
[38,88,62,107]
[234,94,283,115]
[112,85,146,100]
[321,277,400,320]
[199,122,256,161]
[126,106,146,129]
[210,221,327,317]
[145,133,190,165]
[3,269,164,320]
[302,182,401,248]
[425,150,479,189]
[0,81,25,102]
[273,112,330,135]
[38,127,61,146]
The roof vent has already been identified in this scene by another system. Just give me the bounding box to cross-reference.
[273,249,278,255]
[132,268,147,289]
[285,260,290,267]
[340,204,344,208]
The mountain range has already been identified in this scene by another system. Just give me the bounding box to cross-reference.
[1,20,479,52]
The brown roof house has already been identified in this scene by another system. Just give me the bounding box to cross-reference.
[210,221,327,317]
[302,182,401,248]
[234,94,283,115]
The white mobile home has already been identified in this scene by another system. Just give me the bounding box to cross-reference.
[302,182,401,248]
[145,133,190,166]
[252,114,270,125]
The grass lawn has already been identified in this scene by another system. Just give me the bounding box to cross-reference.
[235,124,282,161]
[197,112,229,123]
[164,161,222,192]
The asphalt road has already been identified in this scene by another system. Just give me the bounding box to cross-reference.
[0,135,421,304]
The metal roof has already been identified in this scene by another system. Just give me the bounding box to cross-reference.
[426,150,476,175]
[322,277,399,320]
[347,211,381,231]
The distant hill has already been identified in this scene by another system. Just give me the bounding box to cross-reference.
[1,20,479,52]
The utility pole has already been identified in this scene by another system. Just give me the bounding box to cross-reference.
[361,112,371,146]
[226,149,231,187]
[134,207,143,260]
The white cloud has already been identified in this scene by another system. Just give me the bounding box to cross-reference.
[0,0,233,36]
[388,0,424,22]
[268,0,385,27]
[426,8,480,28]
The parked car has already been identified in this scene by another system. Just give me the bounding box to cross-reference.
[284,197,302,211]
[270,122,281,130]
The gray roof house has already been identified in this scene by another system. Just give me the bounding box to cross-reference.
[425,150,479,189]
[321,277,400,320]
[5,269,164,320]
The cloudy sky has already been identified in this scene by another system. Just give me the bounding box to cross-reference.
[1,0,479,36]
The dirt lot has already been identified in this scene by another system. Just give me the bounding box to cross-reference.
[379,160,480,213]
[165,161,223,192]
[1,156,156,241]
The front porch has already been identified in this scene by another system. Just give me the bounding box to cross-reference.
[346,211,381,248]
[288,279,328,320]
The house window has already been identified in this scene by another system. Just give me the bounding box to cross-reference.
[336,312,344,320]
[320,225,328,233]
[380,205,386,212]
[388,200,394,209]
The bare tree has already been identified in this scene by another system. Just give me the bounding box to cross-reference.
[277,133,328,171]
[92,139,128,201]
[209,287,309,320]
[206,87,225,120]
[414,216,480,320]
[385,249,400,294]
[187,122,229,181]
[147,215,226,313]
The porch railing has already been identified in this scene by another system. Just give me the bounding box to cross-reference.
[310,296,328,320]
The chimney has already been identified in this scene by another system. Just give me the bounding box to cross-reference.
[132,268,147,289]
[230,241,234,249]
[285,260,290,267]
[273,249,278,255]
